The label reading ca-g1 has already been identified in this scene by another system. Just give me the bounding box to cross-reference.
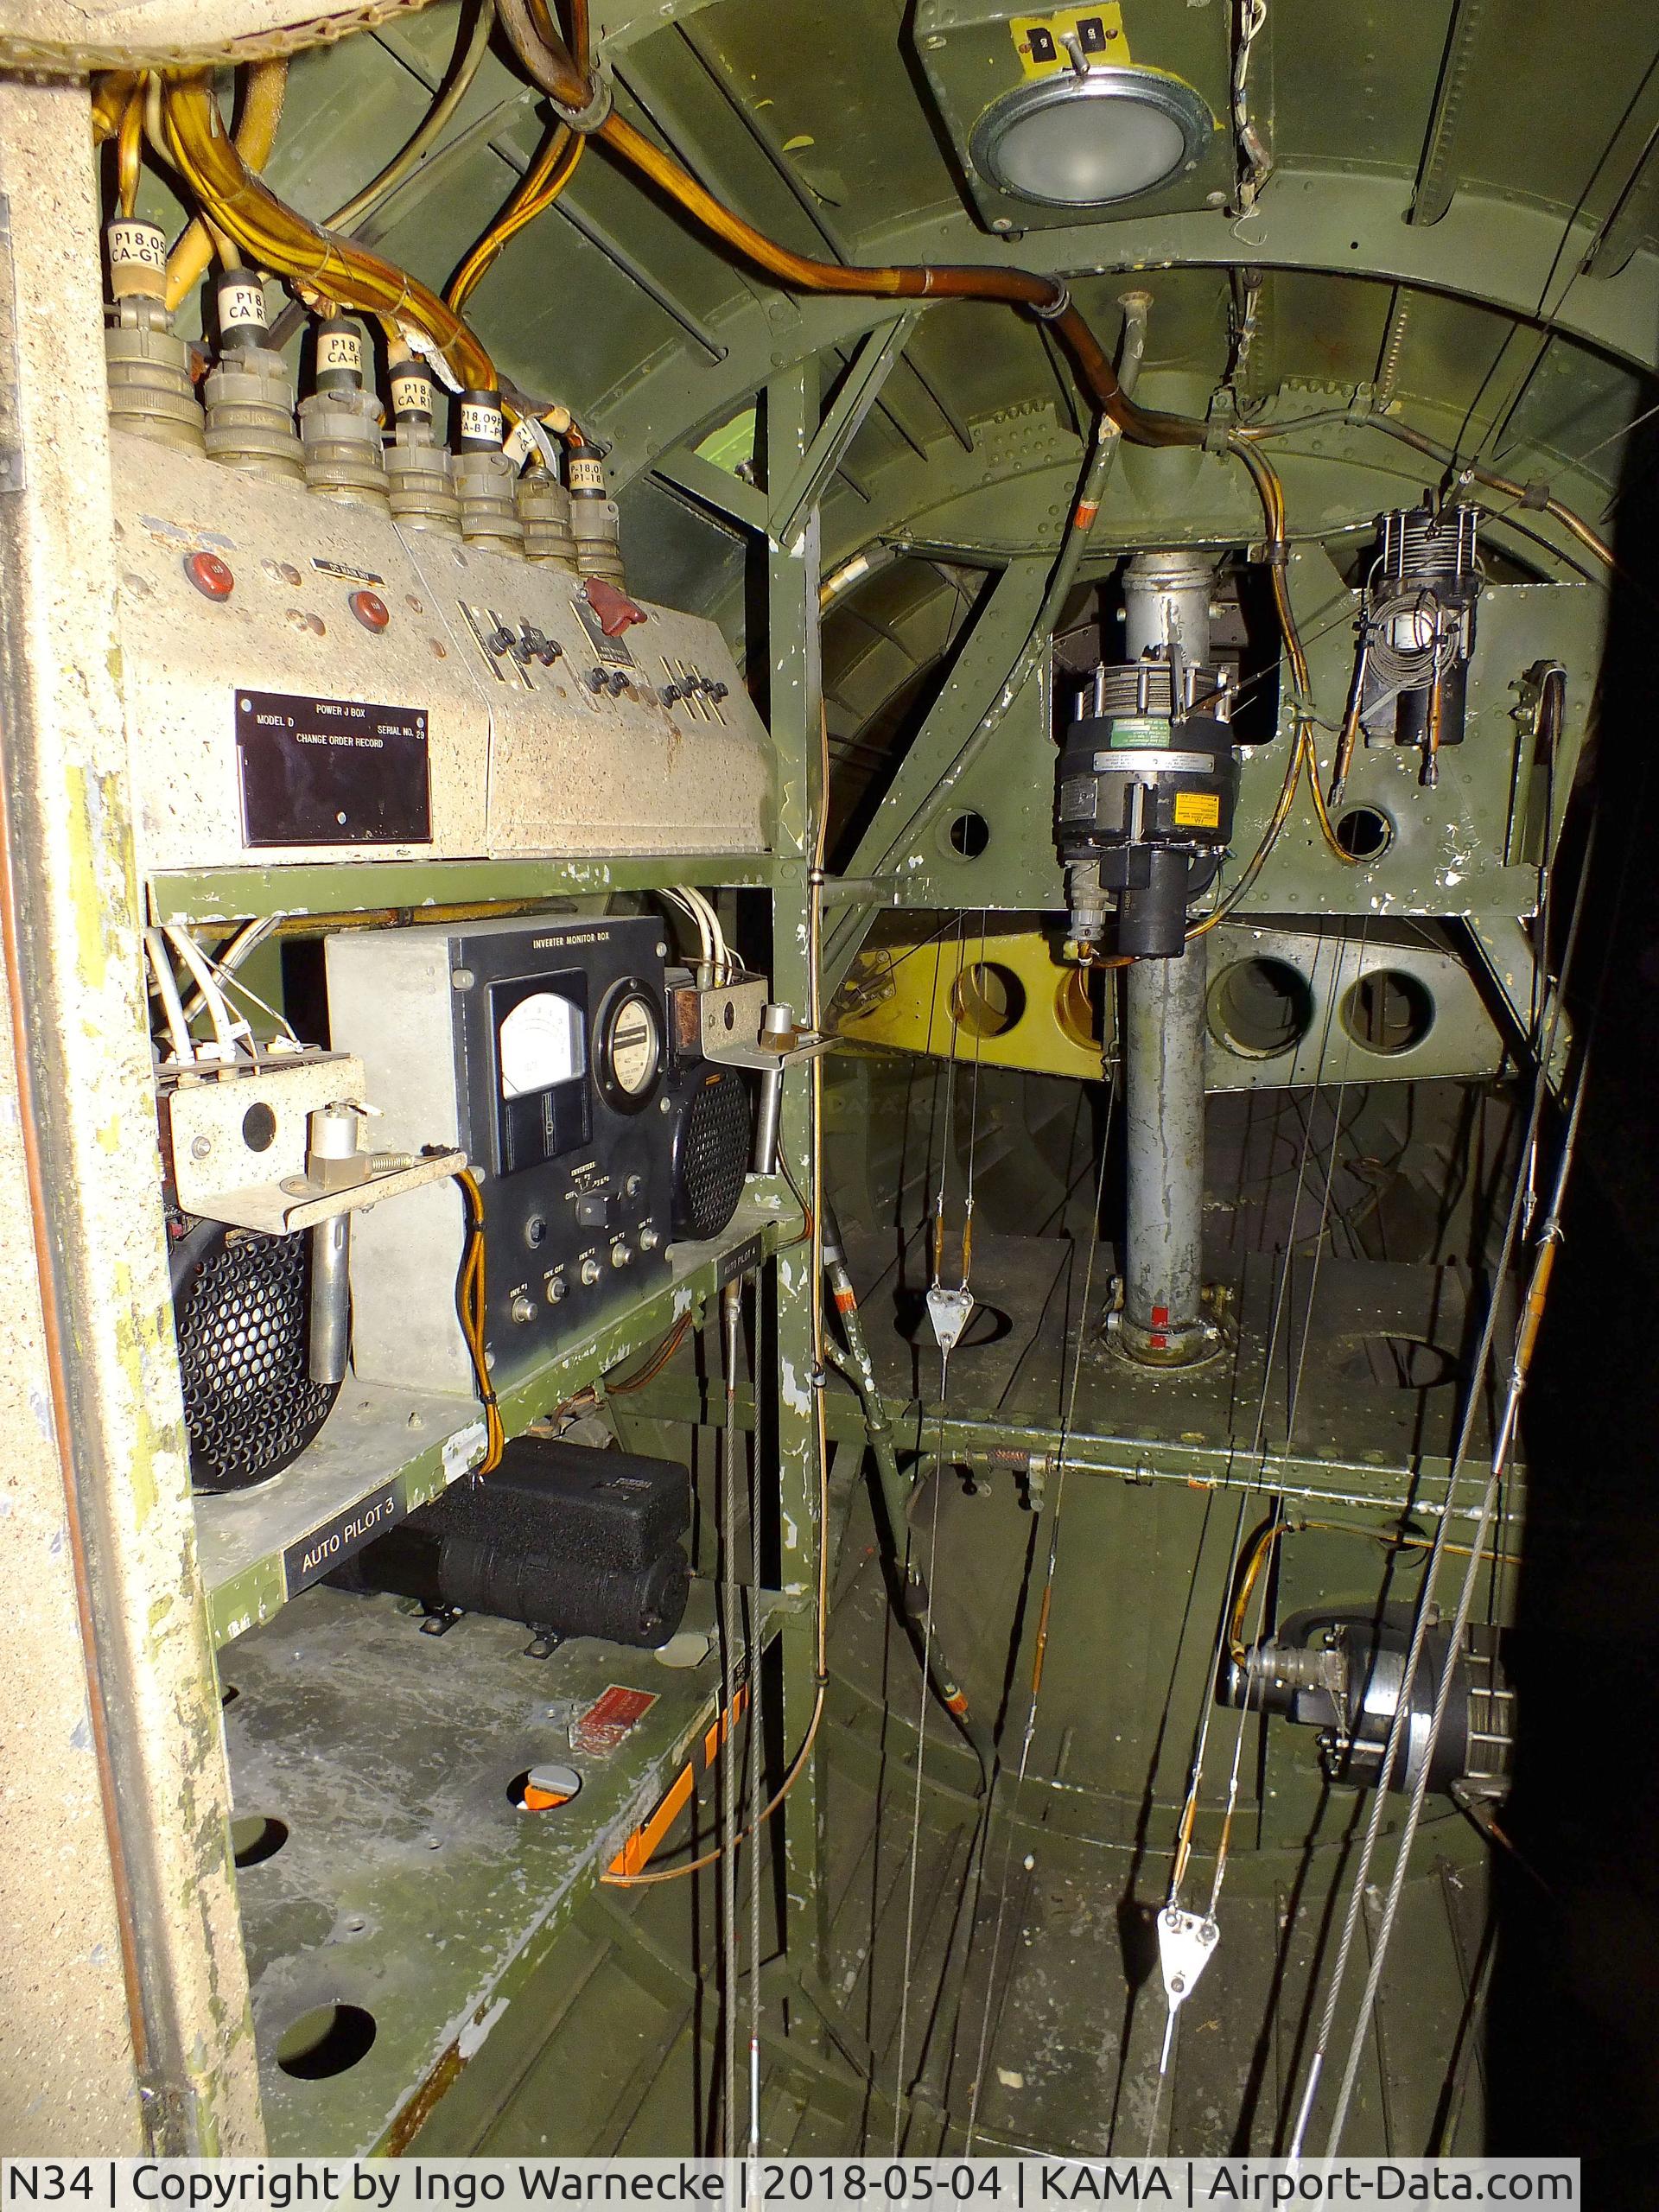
[236,688,431,847]
[282,1482,403,1597]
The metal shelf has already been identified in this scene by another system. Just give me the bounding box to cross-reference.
[223,1579,786,2153]
[195,1188,795,1648]
[149,851,781,925]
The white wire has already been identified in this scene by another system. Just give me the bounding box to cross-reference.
[163,925,243,1059]
[665,888,714,977]
[204,956,300,1044]
[143,929,194,1064]
[685,886,731,976]
[177,911,279,1021]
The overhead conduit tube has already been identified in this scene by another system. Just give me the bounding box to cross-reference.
[493,0,1624,592]
[493,0,1209,454]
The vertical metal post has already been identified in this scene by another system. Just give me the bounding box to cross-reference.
[0,83,260,2149]
[764,365,829,1974]
[1117,551,1217,1368]
[1120,944,1211,1362]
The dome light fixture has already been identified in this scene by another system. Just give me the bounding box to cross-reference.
[971,65,1213,209]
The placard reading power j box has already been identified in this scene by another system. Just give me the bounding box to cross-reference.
[236,688,431,847]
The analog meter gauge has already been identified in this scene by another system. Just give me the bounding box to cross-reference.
[498,988,585,1100]
[595,981,664,1112]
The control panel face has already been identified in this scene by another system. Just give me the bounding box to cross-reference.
[450,918,673,1376]
[111,436,771,881]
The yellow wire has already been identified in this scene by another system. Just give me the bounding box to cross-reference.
[1181,440,1360,944]
[117,83,146,217]
[454,1169,505,1475]
[447,126,585,314]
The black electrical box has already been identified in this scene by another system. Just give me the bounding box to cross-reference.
[327,912,677,1394]
[331,1436,692,1649]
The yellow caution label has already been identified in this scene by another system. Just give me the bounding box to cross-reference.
[1173,790,1222,830]
[1009,5,1129,78]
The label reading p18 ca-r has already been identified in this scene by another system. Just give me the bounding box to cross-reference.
[236,688,431,847]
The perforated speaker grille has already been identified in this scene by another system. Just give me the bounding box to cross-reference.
[170,1218,340,1491]
[671,1066,750,1242]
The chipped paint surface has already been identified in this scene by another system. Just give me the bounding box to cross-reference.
[455,1997,508,2060]
[0,84,258,2152]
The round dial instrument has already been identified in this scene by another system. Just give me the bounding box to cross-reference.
[497,988,585,1100]
[595,981,664,1112]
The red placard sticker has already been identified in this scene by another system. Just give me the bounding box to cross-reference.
[572,1684,659,1757]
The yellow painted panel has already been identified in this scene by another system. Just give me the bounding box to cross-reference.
[1008,4,1129,79]
[836,929,1108,1081]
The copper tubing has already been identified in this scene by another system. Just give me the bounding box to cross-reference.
[1344,415,1618,573]
[158,73,495,391]
[494,0,1205,448]
[606,110,1207,446]
[163,60,287,311]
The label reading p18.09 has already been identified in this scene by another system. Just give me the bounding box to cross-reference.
[236,689,431,847]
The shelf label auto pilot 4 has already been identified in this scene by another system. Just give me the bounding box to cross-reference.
[326,914,677,1396]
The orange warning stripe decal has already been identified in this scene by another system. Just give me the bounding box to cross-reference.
[703,1681,749,1768]
[606,1678,751,1878]
[608,1761,694,1877]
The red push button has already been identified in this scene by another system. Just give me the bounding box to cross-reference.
[184,550,234,601]
[349,588,390,632]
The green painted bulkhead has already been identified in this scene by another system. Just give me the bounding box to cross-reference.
[100,0,1659,2181]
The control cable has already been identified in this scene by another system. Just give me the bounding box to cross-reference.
[1320,1050,1590,2153]
[1287,823,1595,2157]
[603,691,833,1890]
[963,1065,1118,2151]
[893,903,992,2146]
[1144,924,1359,2150]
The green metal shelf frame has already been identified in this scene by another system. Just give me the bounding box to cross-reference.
[623,1369,1526,1531]
[222,1581,793,2155]
[149,851,777,927]
[197,1187,798,1649]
